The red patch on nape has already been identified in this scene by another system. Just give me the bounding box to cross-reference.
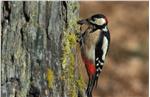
[105,17,108,24]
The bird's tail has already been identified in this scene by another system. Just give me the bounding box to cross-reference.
[94,76,99,88]
[86,75,97,97]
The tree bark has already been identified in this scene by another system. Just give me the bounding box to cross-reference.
[1,1,85,97]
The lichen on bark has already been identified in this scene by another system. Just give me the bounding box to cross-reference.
[1,1,85,97]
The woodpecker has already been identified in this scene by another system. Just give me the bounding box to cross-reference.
[77,14,110,97]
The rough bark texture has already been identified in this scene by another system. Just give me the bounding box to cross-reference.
[1,1,85,97]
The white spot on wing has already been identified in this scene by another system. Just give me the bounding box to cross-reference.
[101,63,104,66]
[97,74,99,77]
[98,67,102,71]
[98,60,101,63]
[100,68,102,72]
[102,36,108,61]
[96,63,99,66]
[96,58,99,61]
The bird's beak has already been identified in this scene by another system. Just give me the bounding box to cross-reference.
[77,19,88,25]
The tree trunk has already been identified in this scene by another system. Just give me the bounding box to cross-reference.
[1,1,85,97]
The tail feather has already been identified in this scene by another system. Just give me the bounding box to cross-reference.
[86,75,97,97]
[95,76,99,88]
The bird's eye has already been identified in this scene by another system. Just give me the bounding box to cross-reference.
[93,25,96,29]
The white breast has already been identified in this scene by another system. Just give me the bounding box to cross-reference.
[81,29,101,64]
[86,45,95,62]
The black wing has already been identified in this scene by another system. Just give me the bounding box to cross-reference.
[94,30,110,87]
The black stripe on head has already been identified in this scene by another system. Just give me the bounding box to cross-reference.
[91,14,106,20]
[91,14,108,24]
[89,14,108,29]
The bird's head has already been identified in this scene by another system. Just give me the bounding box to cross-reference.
[89,14,108,27]
[77,14,108,32]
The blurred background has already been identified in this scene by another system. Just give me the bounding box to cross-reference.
[79,1,148,97]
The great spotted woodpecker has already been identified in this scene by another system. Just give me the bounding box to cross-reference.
[77,14,110,97]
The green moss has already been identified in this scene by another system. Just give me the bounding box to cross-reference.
[76,74,85,91]
[46,68,54,88]
[62,32,76,69]
[61,32,76,97]
[61,2,85,97]
[61,32,85,97]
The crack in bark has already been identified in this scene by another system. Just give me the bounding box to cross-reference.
[2,2,81,97]
[28,84,40,97]
[1,77,20,86]
[46,2,51,40]
[3,1,11,22]
[62,1,68,28]
[11,54,15,64]
[20,27,25,49]
[23,2,30,22]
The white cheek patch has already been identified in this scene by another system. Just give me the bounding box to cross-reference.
[94,18,106,25]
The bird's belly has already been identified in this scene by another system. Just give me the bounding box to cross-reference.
[81,45,95,64]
